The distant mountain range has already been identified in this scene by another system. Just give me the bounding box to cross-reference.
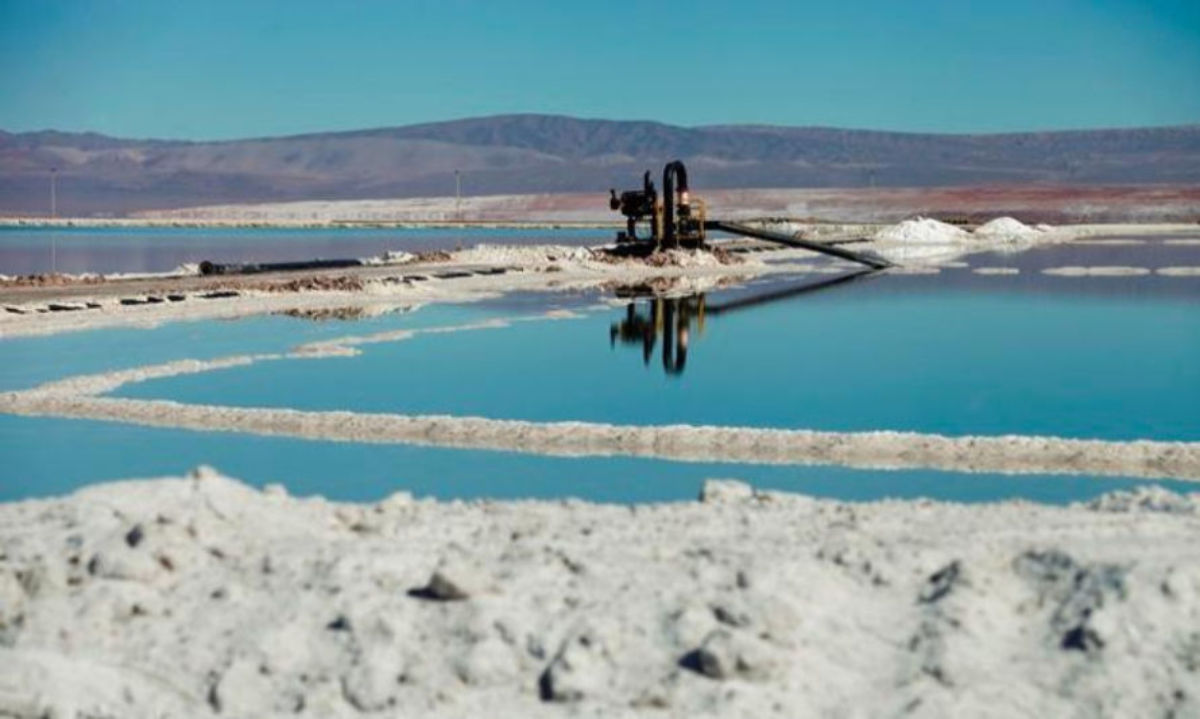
[2,114,1199,216]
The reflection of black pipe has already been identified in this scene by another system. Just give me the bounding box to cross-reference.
[658,300,689,375]
[674,326,688,374]
[643,302,656,365]
[705,269,879,315]
[662,301,672,369]
[662,160,689,248]
[662,300,676,373]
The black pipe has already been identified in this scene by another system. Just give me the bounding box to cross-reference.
[199,258,366,276]
[705,220,892,269]
[704,269,880,315]
[662,160,689,249]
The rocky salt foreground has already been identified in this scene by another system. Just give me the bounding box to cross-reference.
[2,471,1199,718]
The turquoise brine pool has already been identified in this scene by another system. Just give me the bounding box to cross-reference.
[3,231,1199,505]
[116,286,1200,442]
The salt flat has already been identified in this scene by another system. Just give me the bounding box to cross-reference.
[3,218,1199,717]
[2,470,1198,717]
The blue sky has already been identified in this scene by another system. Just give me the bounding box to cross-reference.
[1,0,1198,139]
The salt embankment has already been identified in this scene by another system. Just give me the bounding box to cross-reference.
[2,471,1198,717]
[448,244,747,270]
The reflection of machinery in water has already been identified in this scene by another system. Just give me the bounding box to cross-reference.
[610,296,705,375]
[609,270,879,376]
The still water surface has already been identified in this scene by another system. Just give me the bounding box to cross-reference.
[0,226,605,275]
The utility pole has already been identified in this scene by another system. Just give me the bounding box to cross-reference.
[50,167,58,274]
[454,169,462,221]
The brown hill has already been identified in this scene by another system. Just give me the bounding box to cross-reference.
[3,115,1198,216]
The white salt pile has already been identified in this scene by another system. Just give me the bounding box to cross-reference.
[868,217,1060,265]
[974,217,1046,240]
[869,218,974,264]
[872,216,1051,246]
[871,217,968,244]
[974,217,1036,236]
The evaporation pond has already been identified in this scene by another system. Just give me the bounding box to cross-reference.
[116,281,1200,441]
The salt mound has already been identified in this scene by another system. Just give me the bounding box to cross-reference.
[974,217,1042,238]
[872,218,968,244]
[643,248,741,268]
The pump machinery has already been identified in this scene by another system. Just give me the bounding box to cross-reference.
[609,161,705,249]
[608,160,892,270]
